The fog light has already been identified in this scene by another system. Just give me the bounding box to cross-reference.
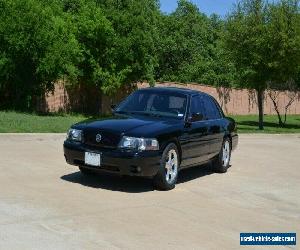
[130,166,141,173]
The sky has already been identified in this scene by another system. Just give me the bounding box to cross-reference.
[160,0,238,17]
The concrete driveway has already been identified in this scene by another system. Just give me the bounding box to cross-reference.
[0,134,299,250]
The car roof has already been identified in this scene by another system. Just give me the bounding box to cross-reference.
[138,87,205,96]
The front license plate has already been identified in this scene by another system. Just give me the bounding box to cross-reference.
[85,152,101,167]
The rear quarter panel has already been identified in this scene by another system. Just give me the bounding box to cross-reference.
[224,117,238,151]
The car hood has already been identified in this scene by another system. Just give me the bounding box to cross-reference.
[72,114,183,137]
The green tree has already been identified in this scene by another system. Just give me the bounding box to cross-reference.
[224,0,300,129]
[97,0,160,88]
[156,0,211,82]
[156,0,234,87]
[0,0,80,110]
[224,0,269,129]
[62,0,121,95]
[204,14,236,87]
[266,0,300,85]
[266,0,300,126]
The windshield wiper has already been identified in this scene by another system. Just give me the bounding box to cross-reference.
[116,110,163,118]
[136,111,163,118]
[147,112,162,117]
[114,110,130,115]
[115,110,143,116]
[127,111,151,116]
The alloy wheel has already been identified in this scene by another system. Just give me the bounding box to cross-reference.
[165,149,178,184]
[222,141,230,167]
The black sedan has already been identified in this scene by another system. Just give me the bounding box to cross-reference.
[64,87,238,190]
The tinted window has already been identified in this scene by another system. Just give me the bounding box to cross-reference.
[202,96,221,120]
[190,95,205,116]
[116,90,187,119]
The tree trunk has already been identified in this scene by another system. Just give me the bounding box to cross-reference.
[257,89,264,130]
[276,111,284,127]
[268,93,284,127]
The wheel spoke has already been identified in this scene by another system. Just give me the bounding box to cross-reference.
[222,141,230,167]
[165,169,170,181]
[164,149,178,184]
[170,158,175,166]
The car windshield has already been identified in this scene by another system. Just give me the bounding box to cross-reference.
[115,90,187,119]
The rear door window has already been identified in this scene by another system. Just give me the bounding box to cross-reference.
[190,95,205,116]
[202,96,221,120]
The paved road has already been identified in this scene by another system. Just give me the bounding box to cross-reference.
[0,134,299,250]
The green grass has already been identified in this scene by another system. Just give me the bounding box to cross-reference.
[0,111,299,133]
[0,111,91,133]
[230,114,300,133]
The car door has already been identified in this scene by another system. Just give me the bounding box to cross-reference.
[180,95,211,168]
[202,95,224,158]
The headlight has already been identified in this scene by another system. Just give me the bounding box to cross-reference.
[67,129,82,142]
[118,136,159,151]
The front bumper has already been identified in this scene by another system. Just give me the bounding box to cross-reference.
[63,140,161,177]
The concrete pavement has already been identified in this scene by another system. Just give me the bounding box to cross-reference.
[0,134,299,250]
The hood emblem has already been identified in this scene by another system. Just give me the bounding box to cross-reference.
[95,134,102,143]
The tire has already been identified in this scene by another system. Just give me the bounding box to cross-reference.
[79,166,93,175]
[153,143,179,191]
[212,138,231,173]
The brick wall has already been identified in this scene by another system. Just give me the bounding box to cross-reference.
[38,81,135,114]
[37,81,68,113]
[139,82,300,115]
[39,81,300,115]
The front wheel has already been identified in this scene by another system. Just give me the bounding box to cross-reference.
[153,143,179,190]
[212,138,231,173]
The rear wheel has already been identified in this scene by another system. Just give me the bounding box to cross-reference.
[153,143,179,191]
[212,138,231,173]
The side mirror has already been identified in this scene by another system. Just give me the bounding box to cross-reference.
[111,104,116,112]
[190,113,204,122]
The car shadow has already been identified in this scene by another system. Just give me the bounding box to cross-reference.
[61,171,154,193]
[61,164,219,193]
[177,164,215,184]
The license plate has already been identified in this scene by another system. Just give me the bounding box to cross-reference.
[84,152,101,167]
